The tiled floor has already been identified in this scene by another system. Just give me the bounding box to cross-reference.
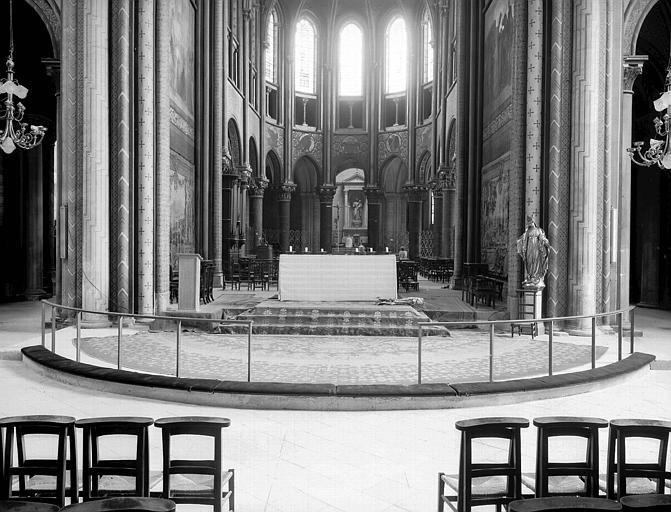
[0,294,670,511]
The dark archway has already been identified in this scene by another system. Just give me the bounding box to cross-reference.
[380,156,408,252]
[631,0,671,308]
[292,156,320,251]
[0,0,58,301]
[262,150,282,248]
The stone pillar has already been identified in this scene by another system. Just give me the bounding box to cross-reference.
[43,60,60,302]
[405,186,425,260]
[221,164,238,275]
[211,0,224,287]
[568,0,604,325]
[431,184,443,258]
[238,165,251,253]
[249,178,268,250]
[364,187,383,252]
[278,183,296,253]
[620,57,645,311]
[24,145,45,300]
[546,0,572,318]
[155,0,170,313]
[81,0,110,320]
[109,0,131,313]
[442,168,457,259]
[525,0,543,223]
[136,0,155,315]
[318,186,336,252]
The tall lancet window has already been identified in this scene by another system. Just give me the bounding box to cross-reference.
[384,16,407,127]
[294,17,318,127]
[420,8,434,122]
[265,8,280,121]
[337,22,365,129]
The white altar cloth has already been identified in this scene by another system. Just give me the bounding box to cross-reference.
[278,254,398,301]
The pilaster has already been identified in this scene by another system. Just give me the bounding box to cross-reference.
[404,185,426,260]
[277,182,296,253]
[525,0,543,223]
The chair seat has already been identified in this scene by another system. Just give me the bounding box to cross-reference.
[441,474,511,496]
[521,473,587,495]
[599,477,661,496]
[508,496,622,512]
[60,497,176,512]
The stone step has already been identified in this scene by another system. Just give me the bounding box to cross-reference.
[238,310,426,327]
[217,322,449,337]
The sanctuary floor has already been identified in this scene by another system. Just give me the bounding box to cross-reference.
[0,293,670,511]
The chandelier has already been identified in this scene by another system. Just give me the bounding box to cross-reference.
[0,0,47,154]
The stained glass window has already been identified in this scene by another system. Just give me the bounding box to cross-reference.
[295,18,316,94]
[338,23,363,96]
[265,9,277,83]
[385,17,407,94]
[422,11,434,83]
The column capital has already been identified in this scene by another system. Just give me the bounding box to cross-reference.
[276,182,296,201]
[317,184,337,203]
[236,164,252,186]
[437,164,456,190]
[363,186,384,203]
[249,177,269,197]
[403,184,428,202]
[623,55,648,93]
[429,178,444,198]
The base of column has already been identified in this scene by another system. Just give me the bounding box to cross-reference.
[81,312,112,328]
[24,288,47,301]
[213,271,223,288]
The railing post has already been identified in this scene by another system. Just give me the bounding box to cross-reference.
[76,312,82,362]
[548,320,554,376]
[51,306,56,352]
[591,316,596,369]
[41,302,46,347]
[247,322,253,383]
[176,321,181,378]
[489,323,494,382]
[630,308,635,354]
[418,325,423,385]
[117,316,123,370]
[617,312,623,361]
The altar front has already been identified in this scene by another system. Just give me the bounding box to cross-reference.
[278,254,398,301]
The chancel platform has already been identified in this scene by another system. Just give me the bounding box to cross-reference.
[278,254,397,301]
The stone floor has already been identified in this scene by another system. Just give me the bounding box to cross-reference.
[0,285,670,511]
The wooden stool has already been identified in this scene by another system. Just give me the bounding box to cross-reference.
[60,497,176,512]
[438,417,529,512]
[0,501,60,512]
[508,496,621,511]
[525,416,608,498]
[75,417,154,500]
[0,416,77,507]
[153,417,234,512]
[605,419,671,499]
[620,494,671,511]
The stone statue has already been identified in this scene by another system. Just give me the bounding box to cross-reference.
[351,199,363,226]
[516,216,552,288]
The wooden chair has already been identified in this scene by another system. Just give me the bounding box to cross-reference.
[508,496,622,511]
[522,416,608,498]
[153,417,234,512]
[75,417,154,500]
[0,416,78,507]
[438,417,529,512]
[605,419,671,500]
[59,497,176,512]
[620,494,671,511]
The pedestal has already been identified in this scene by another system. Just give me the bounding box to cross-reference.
[521,286,544,335]
[178,253,202,311]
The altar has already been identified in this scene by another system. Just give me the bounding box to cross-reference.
[278,254,398,301]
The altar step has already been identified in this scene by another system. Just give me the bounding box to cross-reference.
[223,301,450,337]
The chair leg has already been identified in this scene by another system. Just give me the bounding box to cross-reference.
[438,473,445,512]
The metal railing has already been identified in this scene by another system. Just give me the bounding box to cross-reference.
[40,300,255,382]
[416,306,637,384]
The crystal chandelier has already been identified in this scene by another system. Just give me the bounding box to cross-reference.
[0,0,47,154]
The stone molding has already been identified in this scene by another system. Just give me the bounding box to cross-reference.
[623,56,647,93]
[317,184,336,203]
[276,182,297,201]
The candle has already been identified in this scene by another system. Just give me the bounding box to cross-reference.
[304,247,308,253]
[355,248,359,253]
[385,247,389,253]
[289,245,293,252]
[320,248,324,253]
[370,248,373,253]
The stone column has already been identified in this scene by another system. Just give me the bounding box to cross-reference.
[568,1,604,326]
[405,185,425,260]
[620,57,645,311]
[442,168,457,259]
[155,0,170,313]
[109,0,131,313]
[318,185,336,252]
[238,165,252,253]
[278,183,296,253]
[221,164,238,275]
[546,0,572,318]
[211,0,224,286]
[24,144,45,300]
[525,0,543,223]
[136,0,155,315]
[364,187,383,252]
[431,183,443,258]
[43,60,60,302]
[81,0,110,320]
[249,178,268,250]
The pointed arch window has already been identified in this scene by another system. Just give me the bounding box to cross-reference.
[383,16,407,127]
[420,9,434,122]
[294,17,318,128]
[337,22,365,129]
[295,18,316,94]
[265,7,281,121]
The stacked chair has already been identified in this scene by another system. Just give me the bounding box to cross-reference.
[438,416,671,512]
[0,416,234,512]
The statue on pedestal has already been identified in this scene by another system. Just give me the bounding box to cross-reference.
[351,199,363,227]
[516,216,552,288]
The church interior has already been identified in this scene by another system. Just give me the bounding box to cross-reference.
[1,0,671,511]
